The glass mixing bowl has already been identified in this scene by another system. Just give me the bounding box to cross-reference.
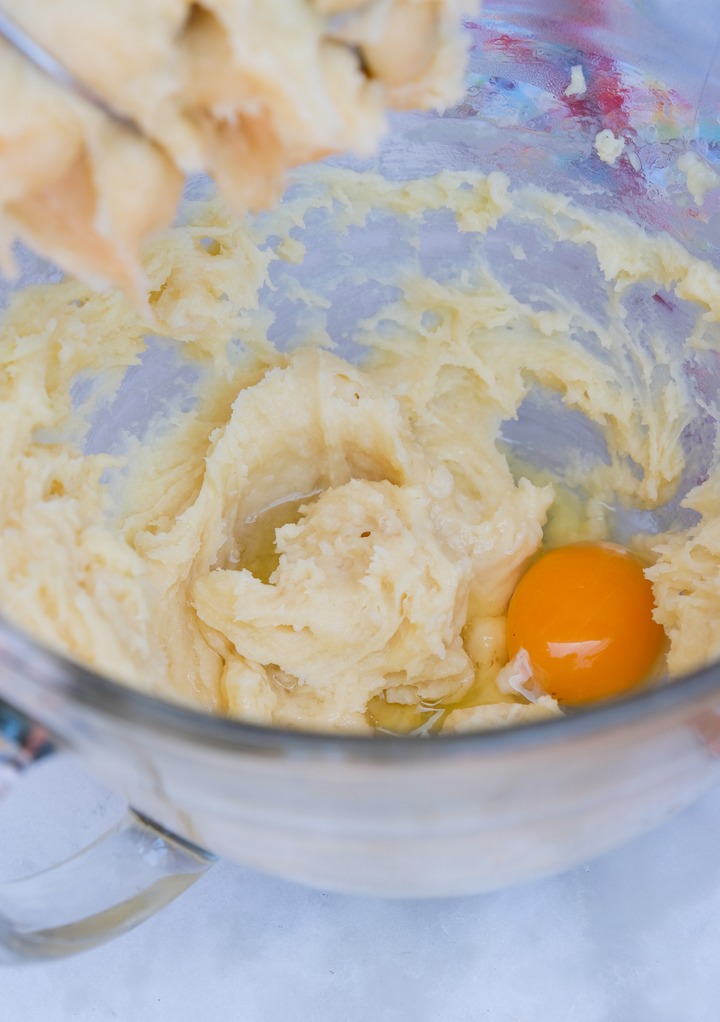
[2,0,720,959]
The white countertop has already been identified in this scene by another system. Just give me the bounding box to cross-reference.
[1,754,719,1021]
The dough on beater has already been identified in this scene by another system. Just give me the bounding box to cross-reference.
[0,0,467,292]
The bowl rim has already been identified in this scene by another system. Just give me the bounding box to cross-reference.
[3,613,719,762]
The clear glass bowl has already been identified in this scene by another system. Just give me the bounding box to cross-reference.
[2,0,720,934]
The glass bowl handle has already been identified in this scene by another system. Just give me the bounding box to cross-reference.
[0,698,215,961]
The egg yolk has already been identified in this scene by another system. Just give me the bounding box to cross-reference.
[506,542,665,705]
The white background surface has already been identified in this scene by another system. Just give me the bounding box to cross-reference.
[1,755,720,1021]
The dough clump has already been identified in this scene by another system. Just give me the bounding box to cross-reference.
[0,0,466,292]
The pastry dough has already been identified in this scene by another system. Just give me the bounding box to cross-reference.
[0,0,466,291]
[1,167,717,733]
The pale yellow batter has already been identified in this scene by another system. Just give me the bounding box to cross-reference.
[1,166,719,734]
[0,0,466,292]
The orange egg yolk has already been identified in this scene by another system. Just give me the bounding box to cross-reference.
[506,542,665,705]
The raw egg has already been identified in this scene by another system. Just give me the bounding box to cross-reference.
[506,542,665,705]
